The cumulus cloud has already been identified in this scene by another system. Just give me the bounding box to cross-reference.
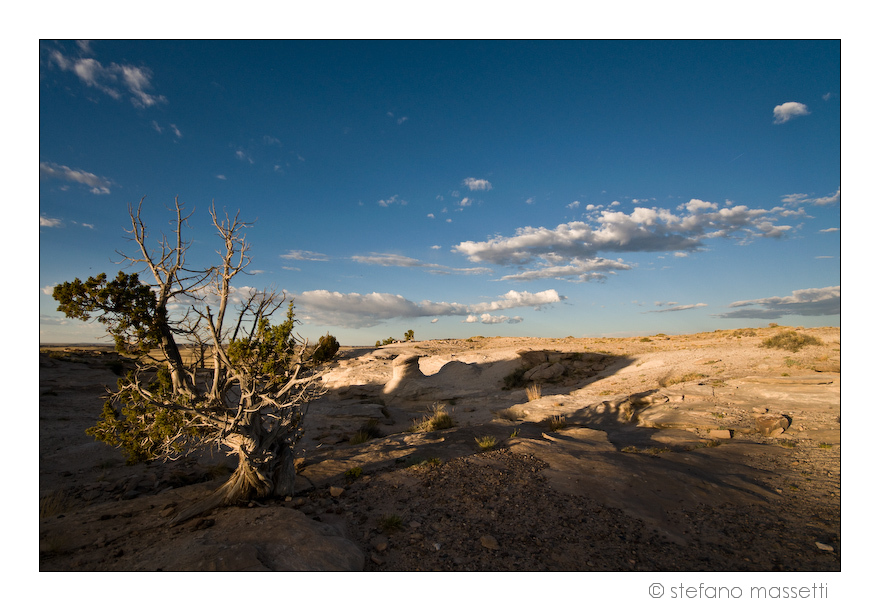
[293,289,563,328]
[453,200,796,282]
[773,101,810,124]
[48,48,167,108]
[463,177,492,191]
[499,257,631,283]
[40,162,111,194]
[716,286,840,319]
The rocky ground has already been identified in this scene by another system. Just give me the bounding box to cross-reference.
[39,325,841,571]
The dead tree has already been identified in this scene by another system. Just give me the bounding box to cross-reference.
[53,197,325,523]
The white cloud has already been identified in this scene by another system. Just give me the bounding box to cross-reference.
[453,200,799,281]
[773,101,810,124]
[39,162,111,194]
[294,289,562,328]
[820,227,839,233]
[718,285,840,319]
[453,200,792,265]
[459,197,472,207]
[499,257,630,283]
[378,195,407,207]
[216,174,227,180]
[464,313,524,325]
[351,252,491,275]
[49,48,167,108]
[235,149,254,164]
[646,303,708,313]
[40,215,63,227]
[280,250,329,261]
[812,188,840,206]
[782,188,840,207]
[567,201,580,209]
[463,177,492,191]
[170,124,182,138]
[468,289,564,313]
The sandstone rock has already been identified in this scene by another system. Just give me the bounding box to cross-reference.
[525,362,566,381]
[371,534,389,552]
[754,414,791,436]
[517,350,549,369]
[815,542,834,552]
[708,429,732,439]
[329,486,345,497]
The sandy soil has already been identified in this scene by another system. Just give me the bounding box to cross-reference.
[39,325,840,571]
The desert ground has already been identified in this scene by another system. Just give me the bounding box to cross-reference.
[39,325,840,571]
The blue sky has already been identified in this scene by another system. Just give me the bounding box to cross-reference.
[39,40,840,346]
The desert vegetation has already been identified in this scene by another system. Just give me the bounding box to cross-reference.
[761,329,823,352]
[52,197,328,523]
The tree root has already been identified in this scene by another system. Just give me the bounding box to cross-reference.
[168,459,272,526]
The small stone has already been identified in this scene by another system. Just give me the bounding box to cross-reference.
[708,429,732,439]
[480,535,500,550]
[815,542,834,552]
[371,534,389,552]
[329,486,344,497]
[370,553,384,565]
[409,521,422,529]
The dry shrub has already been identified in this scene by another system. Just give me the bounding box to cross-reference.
[526,383,542,402]
[762,330,823,353]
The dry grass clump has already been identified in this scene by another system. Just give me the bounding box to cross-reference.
[761,330,823,353]
[526,383,542,402]
[350,418,383,445]
[545,414,566,431]
[658,372,708,387]
[409,403,456,433]
[40,489,76,519]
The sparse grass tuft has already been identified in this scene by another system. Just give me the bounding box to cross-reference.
[344,466,363,482]
[502,367,529,390]
[40,489,76,519]
[545,414,566,431]
[525,383,542,402]
[350,418,382,445]
[818,442,834,449]
[509,427,520,438]
[475,436,497,451]
[658,372,708,387]
[378,514,403,533]
[762,330,823,353]
[409,403,455,433]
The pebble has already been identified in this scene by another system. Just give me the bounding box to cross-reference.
[480,535,500,550]
[329,486,344,497]
[815,542,834,552]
